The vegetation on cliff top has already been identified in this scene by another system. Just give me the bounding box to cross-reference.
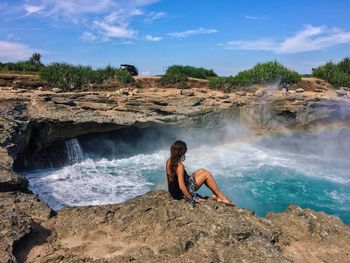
[40,63,133,90]
[3,53,350,91]
[160,65,217,88]
[0,53,44,72]
[1,53,133,90]
[208,61,301,92]
[312,58,350,88]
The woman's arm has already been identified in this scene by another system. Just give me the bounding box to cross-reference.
[177,163,192,200]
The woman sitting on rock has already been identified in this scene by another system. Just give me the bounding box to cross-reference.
[166,140,235,205]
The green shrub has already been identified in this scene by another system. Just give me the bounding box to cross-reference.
[40,63,94,90]
[0,53,44,72]
[115,69,134,84]
[160,72,187,86]
[40,63,133,90]
[160,65,216,87]
[312,58,350,88]
[165,65,217,79]
[208,76,236,92]
[1,61,43,72]
[208,77,227,89]
[338,57,350,75]
[232,61,301,87]
[208,61,300,91]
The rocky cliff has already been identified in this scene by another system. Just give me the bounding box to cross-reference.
[1,75,350,262]
[2,190,350,263]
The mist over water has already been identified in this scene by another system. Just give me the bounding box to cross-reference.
[23,123,350,224]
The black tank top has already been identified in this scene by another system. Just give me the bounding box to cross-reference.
[167,169,189,200]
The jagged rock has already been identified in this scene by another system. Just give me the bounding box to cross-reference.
[0,168,28,192]
[340,87,350,91]
[152,99,168,106]
[255,89,265,97]
[180,89,194,96]
[235,91,246,96]
[296,88,304,93]
[12,89,27,93]
[237,100,246,106]
[52,88,63,93]
[336,90,348,97]
[116,88,129,96]
[267,204,350,263]
[0,191,52,262]
[3,191,347,263]
[0,204,32,263]
[218,94,229,99]
[0,86,13,90]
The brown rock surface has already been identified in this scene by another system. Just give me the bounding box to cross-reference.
[2,191,349,263]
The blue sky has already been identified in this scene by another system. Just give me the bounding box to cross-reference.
[1,0,350,75]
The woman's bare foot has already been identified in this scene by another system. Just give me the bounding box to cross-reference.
[212,193,235,206]
[217,197,235,206]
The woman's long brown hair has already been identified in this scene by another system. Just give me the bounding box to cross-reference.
[168,140,187,182]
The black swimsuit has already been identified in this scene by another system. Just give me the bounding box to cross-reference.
[168,169,197,203]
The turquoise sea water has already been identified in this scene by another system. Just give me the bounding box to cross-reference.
[24,133,350,224]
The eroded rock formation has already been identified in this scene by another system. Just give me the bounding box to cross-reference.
[1,75,350,262]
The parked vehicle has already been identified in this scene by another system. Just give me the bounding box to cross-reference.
[120,64,138,76]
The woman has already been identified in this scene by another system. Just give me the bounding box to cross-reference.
[166,140,235,205]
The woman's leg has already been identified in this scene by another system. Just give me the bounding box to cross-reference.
[192,169,234,205]
[192,169,221,195]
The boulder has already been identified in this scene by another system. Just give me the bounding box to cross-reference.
[0,168,28,192]
[180,89,194,96]
[313,88,324,93]
[152,99,168,106]
[149,88,158,92]
[197,88,207,93]
[255,89,265,97]
[52,88,63,93]
[296,88,304,93]
[235,91,246,96]
[218,94,230,99]
[340,87,350,92]
[336,90,348,97]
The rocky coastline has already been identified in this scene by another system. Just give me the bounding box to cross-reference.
[1,74,350,262]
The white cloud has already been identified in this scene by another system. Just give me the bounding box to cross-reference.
[223,25,350,54]
[24,4,44,14]
[19,0,162,41]
[145,11,166,22]
[168,27,218,38]
[0,40,33,61]
[93,21,136,39]
[245,15,262,20]
[145,35,162,41]
[81,32,97,42]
